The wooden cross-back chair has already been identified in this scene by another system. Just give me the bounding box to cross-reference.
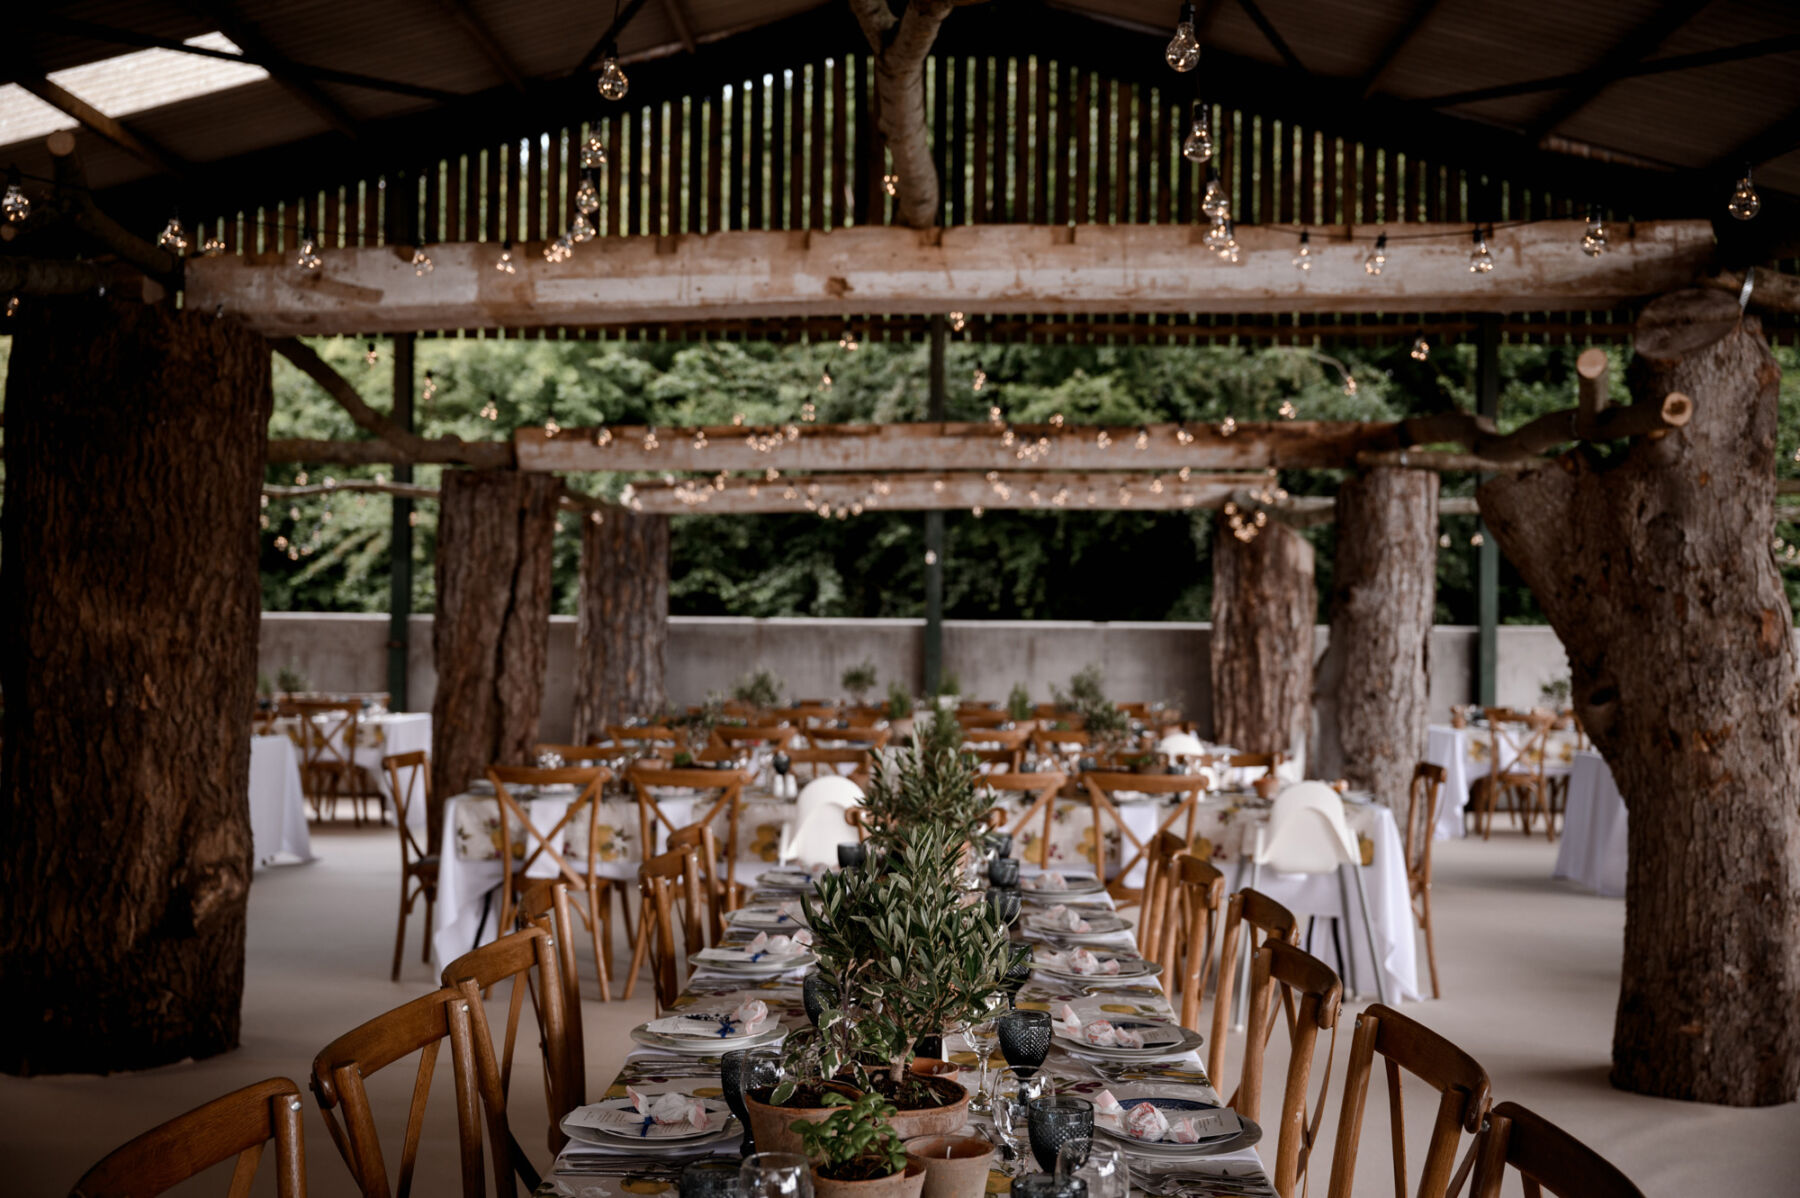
[1032,704,1084,726]
[1160,852,1228,1032]
[1238,942,1344,1198]
[666,820,732,940]
[981,771,1069,866]
[439,924,577,1160]
[253,704,282,737]
[1324,1004,1492,1198]
[1404,762,1448,999]
[488,764,616,1003]
[628,765,751,900]
[71,1078,307,1198]
[380,751,439,982]
[623,844,708,1011]
[1080,772,1214,903]
[311,987,516,1198]
[804,724,891,750]
[1224,752,1282,787]
[1135,830,1189,961]
[515,881,585,1121]
[1211,888,1302,1086]
[964,726,1031,756]
[287,699,367,823]
[775,704,839,728]
[712,724,797,753]
[1469,1102,1646,1198]
[956,708,1012,729]
[1030,727,1092,763]
[787,747,874,791]
[1471,709,1556,841]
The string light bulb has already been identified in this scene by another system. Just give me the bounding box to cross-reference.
[1410,333,1430,361]
[597,46,629,101]
[496,240,516,274]
[1181,102,1213,163]
[544,233,573,263]
[1364,232,1388,276]
[5,295,18,318]
[1582,206,1608,256]
[1278,400,1297,419]
[1343,375,1359,396]
[421,370,437,403]
[1201,165,1229,220]
[949,311,966,332]
[819,367,833,391]
[411,246,434,275]
[1292,230,1313,273]
[156,212,190,255]
[838,327,859,352]
[883,173,899,196]
[576,171,601,215]
[200,236,226,257]
[296,229,322,271]
[1202,218,1231,252]
[1219,218,1241,263]
[1468,226,1494,274]
[479,400,498,420]
[972,366,987,391]
[2,167,28,224]
[544,414,561,438]
[581,128,607,168]
[1165,3,1201,72]
[569,213,596,242]
[1728,167,1760,221]
[364,341,379,365]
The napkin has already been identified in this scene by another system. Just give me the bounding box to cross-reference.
[744,930,813,960]
[732,998,769,1030]
[1042,904,1092,933]
[1024,872,1068,891]
[1125,1101,1170,1141]
[1046,948,1119,976]
[630,1088,712,1131]
[775,902,806,924]
[1051,1007,1142,1048]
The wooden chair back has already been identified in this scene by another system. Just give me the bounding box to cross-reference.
[787,747,874,790]
[628,765,751,897]
[1469,1102,1646,1198]
[1405,762,1447,999]
[1031,728,1091,758]
[382,750,432,855]
[514,881,586,1113]
[311,987,513,1198]
[666,821,730,941]
[1211,888,1301,1085]
[439,925,576,1158]
[774,704,839,727]
[71,1078,307,1198]
[964,726,1031,752]
[625,845,707,1011]
[981,771,1069,865]
[1136,830,1189,959]
[1227,752,1282,780]
[534,743,615,765]
[1162,852,1227,1033]
[956,708,1011,728]
[607,724,677,746]
[1324,1004,1491,1198]
[1240,942,1344,1198]
[1032,704,1084,726]
[804,725,891,750]
[712,724,796,752]
[1080,772,1212,901]
[488,765,609,896]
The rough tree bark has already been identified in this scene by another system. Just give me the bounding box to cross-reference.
[1210,517,1316,763]
[849,0,954,228]
[1311,468,1439,812]
[1479,289,1800,1106]
[430,469,561,841]
[0,299,271,1074]
[571,510,670,744]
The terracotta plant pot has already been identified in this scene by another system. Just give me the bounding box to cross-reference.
[883,1073,971,1142]
[903,1135,997,1198]
[745,1082,861,1157]
[811,1160,927,1198]
[908,1058,959,1085]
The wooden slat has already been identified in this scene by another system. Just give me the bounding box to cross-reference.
[1113,81,1130,223]
[808,63,825,230]
[649,104,666,236]
[1034,57,1051,225]
[764,73,781,231]
[1012,57,1029,222]
[788,72,804,229]
[707,95,724,232]
[1073,68,1092,224]
[669,101,687,235]
[973,57,990,222]
[622,469,1273,514]
[690,97,706,233]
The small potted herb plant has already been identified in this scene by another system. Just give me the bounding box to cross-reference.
[733,667,785,719]
[842,661,880,706]
[885,681,915,736]
[792,1092,925,1198]
[1006,682,1033,725]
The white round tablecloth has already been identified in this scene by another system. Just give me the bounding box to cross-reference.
[1425,723,1579,841]
[248,734,313,868]
[1552,749,1627,897]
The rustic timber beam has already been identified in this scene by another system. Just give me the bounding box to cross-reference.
[184,221,1720,337]
[622,470,1277,514]
[181,2,363,138]
[46,133,179,284]
[1356,450,1548,473]
[1521,0,1712,144]
[1358,0,1447,98]
[433,0,528,94]
[1701,268,1800,317]
[0,257,112,296]
[11,68,187,177]
[264,479,604,514]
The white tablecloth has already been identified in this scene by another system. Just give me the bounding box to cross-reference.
[1425,723,1579,841]
[1552,750,1627,897]
[248,735,313,868]
[277,711,432,830]
[431,792,577,971]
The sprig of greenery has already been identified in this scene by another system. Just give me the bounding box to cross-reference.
[791,1091,909,1179]
[885,681,913,721]
[1007,682,1032,722]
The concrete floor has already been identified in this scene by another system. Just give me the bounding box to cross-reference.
[3,822,1794,1196]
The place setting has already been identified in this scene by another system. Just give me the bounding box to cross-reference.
[691,930,818,977]
[1052,1005,1206,1065]
[630,999,787,1056]
[728,901,811,930]
[1033,945,1163,986]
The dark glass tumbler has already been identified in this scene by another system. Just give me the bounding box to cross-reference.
[837,842,868,869]
[1002,943,1034,1005]
[1014,1174,1085,1198]
[1027,1096,1095,1174]
[802,972,837,1027]
[985,831,1015,860]
[988,857,1021,889]
[986,887,1022,928]
[996,1009,1051,1078]
[681,1159,743,1198]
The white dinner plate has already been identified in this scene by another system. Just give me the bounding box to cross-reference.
[758,868,820,892]
[629,1023,785,1055]
[731,905,810,930]
[561,1098,737,1145]
[1018,873,1106,898]
[646,1012,774,1042]
[694,946,818,974]
[1054,1017,1189,1056]
[1034,950,1161,983]
[1024,910,1129,937]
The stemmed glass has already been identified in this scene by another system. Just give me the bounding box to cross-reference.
[961,993,1006,1113]
[738,1152,812,1198]
[989,1066,1050,1176]
[1056,1139,1128,1198]
[997,1009,1051,1078]
[1001,943,1035,1006]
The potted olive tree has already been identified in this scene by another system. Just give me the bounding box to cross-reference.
[842,661,880,706]
[793,1092,926,1198]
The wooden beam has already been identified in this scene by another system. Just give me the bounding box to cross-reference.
[434,0,528,94]
[13,71,186,176]
[265,437,516,466]
[621,469,1276,514]
[1233,0,1305,73]
[1576,345,1611,435]
[1522,0,1713,143]
[185,221,1720,336]
[576,0,657,73]
[1358,0,1446,98]
[660,0,698,54]
[1420,34,1800,110]
[47,135,179,282]
[183,3,362,139]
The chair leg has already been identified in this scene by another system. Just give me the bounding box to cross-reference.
[1420,888,1441,1000]
[1348,861,1388,1007]
[622,912,650,1001]
[1333,867,1359,996]
[1233,859,1259,1033]
[391,881,410,982]
[421,888,435,965]
[589,887,612,1003]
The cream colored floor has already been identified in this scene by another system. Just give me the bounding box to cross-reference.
[4,821,1795,1197]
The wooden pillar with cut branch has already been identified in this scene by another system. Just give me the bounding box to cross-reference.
[1311,467,1440,812]
[1209,517,1316,762]
[0,298,271,1074]
[429,469,561,839]
[571,508,671,744]
[1479,289,1800,1106]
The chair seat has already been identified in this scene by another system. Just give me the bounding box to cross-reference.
[407,854,440,876]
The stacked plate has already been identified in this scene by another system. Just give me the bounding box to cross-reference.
[1033,949,1162,985]
[1095,1096,1262,1161]
[757,867,820,893]
[629,1018,784,1055]
[693,944,818,976]
[1022,909,1129,942]
[1055,1016,1203,1063]
[730,904,811,930]
[560,1096,740,1150]
[1018,872,1107,900]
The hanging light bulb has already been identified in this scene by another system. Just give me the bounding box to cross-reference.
[949,311,966,332]
[575,171,601,215]
[1181,102,1213,164]
[5,295,18,318]
[597,45,629,101]
[838,327,859,351]
[1292,230,1312,273]
[1218,415,1238,437]
[972,366,987,392]
[1202,218,1231,252]
[545,232,574,262]
[156,211,190,255]
[411,246,434,275]
[1343,375,1359,396]
[1579,205,1608,256]
[1165,3,1201,72]
[1410,333,1430,361]
[200,236,226,257]
[2,167,28,224]
[1728,166,1760,221]
[1220,218,1241,263]
[581,128,608,169]
[1278,399,1297,419]
[495,240,516,274]
[364,341,380,365]
[480,400,499,420]
[422,370,437,403]
[819,367,833,391]
[544,414,561,438]
[1468,225,1494,274]
[1201,166,1230,220]
[296,229,322,271]
[1364,232,1388,276]
[883,173,899,196]
[569,213,596,242]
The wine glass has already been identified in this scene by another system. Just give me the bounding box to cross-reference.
[961,994,1005,1113]
[1027,1095,1095,1173]
[989,1066,1050,1176]
[1056,1139,1127,1198]
[997,1009,1051,1077]
[738,1152,812,1198]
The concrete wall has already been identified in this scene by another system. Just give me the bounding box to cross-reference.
[258,613,1577,743]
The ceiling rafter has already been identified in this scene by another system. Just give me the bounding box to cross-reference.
[1232,0,1303,73]
[661,0,699,54]
[1358,0,1446,98]
[1523,0,1715,144]
[9,66,187,177]
[433,0,529,94]
[575,0,658,75]
[1418,33,1800,110]
[183,2,363,138]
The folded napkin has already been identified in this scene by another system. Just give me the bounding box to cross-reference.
[744,930,813,961]
[656,998,770,1039]
[1092,1092,1239,1144]
[565,1091,713,1138]
[1045,947,1120,976]
[1024,872,1068,891]
[1041,904,1092,934]
[1052,1006,1144,1048]
[775,901,806,924]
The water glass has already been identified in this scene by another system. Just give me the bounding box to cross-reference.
[985,831,1015,860]
[989,1066,1051,1177]
[719,1049,755,1157]
[962,995,1006,1113]
[1056,1140,1128,1198]
[985,887,1022,928]
[682,1159,743,1198]
[1013,1175,1085,1198]
[738,1153,812,1198]
[1027,1096,1095,1173]
[837,841,867,869]
[1002,943,1035,1005]
[996,1009,1051,1077]
[988,857,1021,889]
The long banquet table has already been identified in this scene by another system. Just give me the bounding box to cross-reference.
[537,870,1276,1197]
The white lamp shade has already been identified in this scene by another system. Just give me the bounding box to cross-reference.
[795,775,865,809]
[1157,732,1207,759]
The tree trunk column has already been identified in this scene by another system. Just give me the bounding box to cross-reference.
[1480,289,1800,1106]
[1312,468,1439,812]
[571,508,670,744]
[430,470,561,839]
[1209,517,1316,763]
[0,299,271,1075]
